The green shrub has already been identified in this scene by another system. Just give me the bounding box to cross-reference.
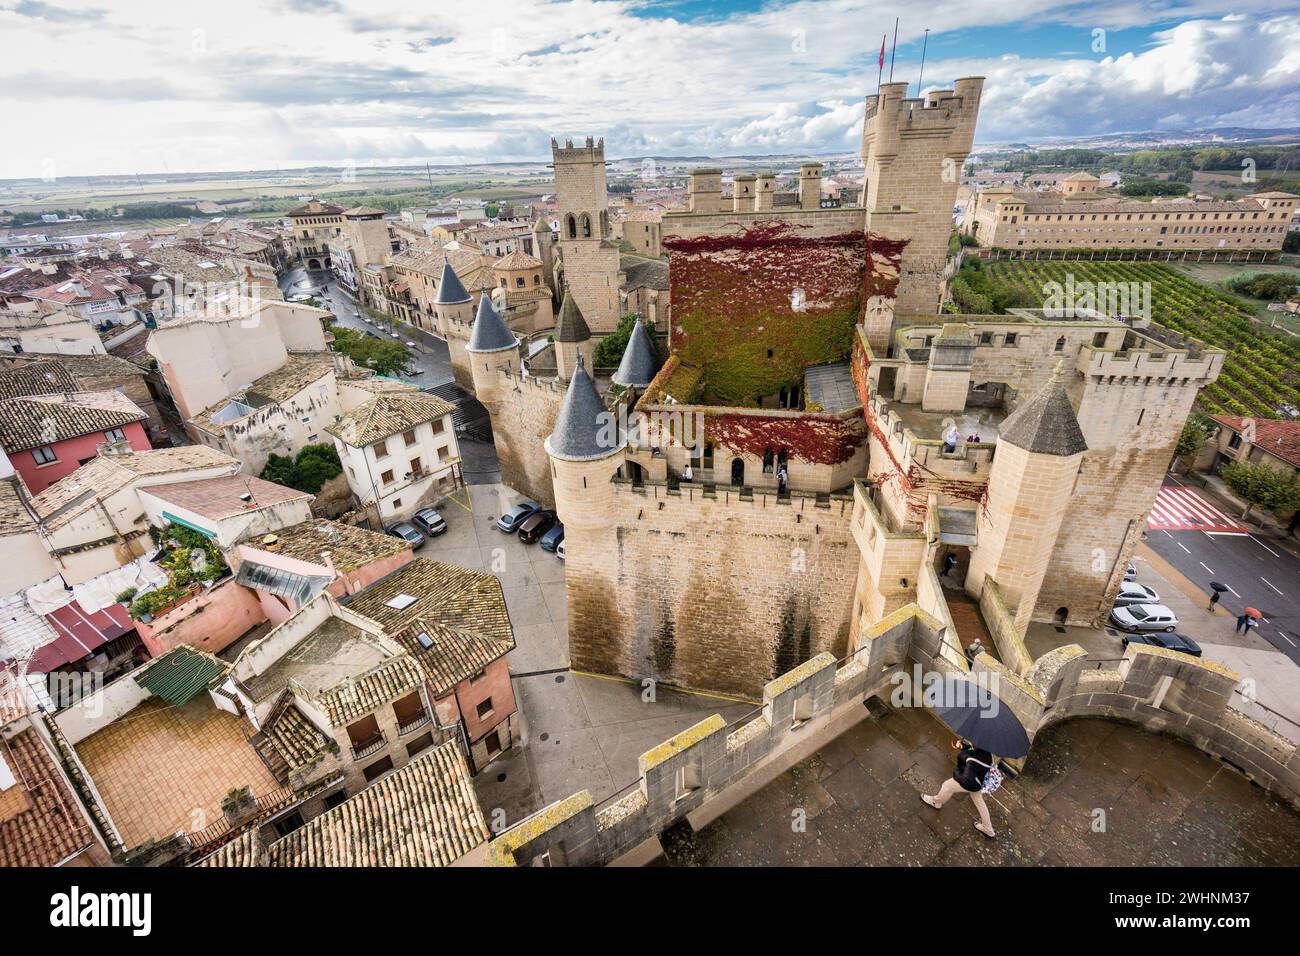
[259,443,342,494]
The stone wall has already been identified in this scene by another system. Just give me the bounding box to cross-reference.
[566,478,858,697]
[485,605,1300,866]
[491,370,563,507]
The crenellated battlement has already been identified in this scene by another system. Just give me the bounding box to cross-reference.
[1075,342,1224,384]
[550,136,605,165]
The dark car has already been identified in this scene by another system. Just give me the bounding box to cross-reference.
[385,522,425,550]
[518,510,558,544]
[1122,632,1202,657]
[497,499,540,533]
[539,522,565,552]
[410,507,446,537]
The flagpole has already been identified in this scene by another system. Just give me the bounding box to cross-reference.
[917,28,930,95]
[889,17,899,82]
[877,33,886,93]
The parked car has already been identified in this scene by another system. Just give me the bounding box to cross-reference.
[385,522,425,550]
[497,500,540,533]
[519,510,558,544]
[1124,562,1138,581]
[1122,632,1202,657]
[410,507,446,537]
[1109,603,1179,633]
[539,522,565,552]
[556,540,565,560]
[1114,581,1160,608]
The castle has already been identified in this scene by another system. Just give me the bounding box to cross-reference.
[460,76,1223,699]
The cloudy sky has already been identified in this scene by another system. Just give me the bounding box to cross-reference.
[2,0,1298,178]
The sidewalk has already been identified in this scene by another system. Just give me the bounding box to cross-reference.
[1135,541,1300,742]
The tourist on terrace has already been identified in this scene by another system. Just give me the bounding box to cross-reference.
[921,739,999,839]
[943,425,960,453]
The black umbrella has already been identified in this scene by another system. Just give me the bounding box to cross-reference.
[1210,581,1229,593]
[925,673,1031,758]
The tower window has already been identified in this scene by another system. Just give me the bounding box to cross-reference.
[581,214,592,238]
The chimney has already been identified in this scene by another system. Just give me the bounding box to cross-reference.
[260,533,279,551]
[319,549,337,578]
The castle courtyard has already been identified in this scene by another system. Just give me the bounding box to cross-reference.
[657,712,1300,867]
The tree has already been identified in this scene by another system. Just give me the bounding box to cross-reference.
[328,323,410,376]
[1173,413,1215,470]
[259,444,342,494]
[1284,230,1300,254]
[1220,459,1300,521]
[594,312,653,368]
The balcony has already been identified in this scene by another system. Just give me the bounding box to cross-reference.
[397,711,431,737]
[351,731,386,760]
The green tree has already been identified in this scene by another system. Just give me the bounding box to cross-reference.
[259,443,342,494]
[1173,413,1215,471]
[328,323,411,375]
[594,312,653,368]
[1283,230,1300,254]
[1220,459,1300,521]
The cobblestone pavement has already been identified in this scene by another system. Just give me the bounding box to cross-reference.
[659,709,1300,866]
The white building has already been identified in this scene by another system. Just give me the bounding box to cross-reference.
[326,388,460,521]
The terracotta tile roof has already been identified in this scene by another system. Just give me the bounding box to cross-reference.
[4,351,148,386]
[196,827,264,867]
[0,361,76,400]
[141,474,312,521]
[243,355,335,406]
[0,478,37,536]
[0,389,146,452]
[342,559,515,692]
[265,701,329,771]
[0,728,97,867]
[325,390,456,447]
[254,518,409,574]
[314,656,425,725]
[493,250,543,270]
[267,740,487,866]
[288,202,345,218]
[1212,416,1300,469]
[28,445,238,528]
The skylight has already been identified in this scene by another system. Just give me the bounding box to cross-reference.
[385,594,418,610]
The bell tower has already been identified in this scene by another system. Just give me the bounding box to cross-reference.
[551,136,620,335]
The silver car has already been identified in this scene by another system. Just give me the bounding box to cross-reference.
[1114,581,1160,608]
[1109,603,1179,633]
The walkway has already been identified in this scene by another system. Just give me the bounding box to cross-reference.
[658,709,1300,866]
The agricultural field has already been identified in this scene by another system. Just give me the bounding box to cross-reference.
[969,259,1300,419]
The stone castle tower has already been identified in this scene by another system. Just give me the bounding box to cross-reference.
[432,257,476,387]
[551,137,620,334]
[341,206,391,269]
[964,369,1088,634]
[861,77,983,326]
[533,217,556,293]
[554,287,593,381]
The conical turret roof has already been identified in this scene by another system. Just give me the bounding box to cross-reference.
[612,315,662,388]
[466,293,518,353]
[998,365,1087,457]
[434,257,472,305]
[545,354,622,461]
[555,289,591,343]
[533,218,552,235]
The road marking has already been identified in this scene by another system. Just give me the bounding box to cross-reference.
[1226,584,1241,597]
[1280,632,1297,648]
[1251,536,1280,557]
[1177,541,1191,553]
[1261,577,1284,596]
[1199,562,1214,574]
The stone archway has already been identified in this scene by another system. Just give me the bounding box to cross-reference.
[307,258,321,270]
[730,457,744,487]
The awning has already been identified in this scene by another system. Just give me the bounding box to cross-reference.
[134,646,227,705]
[28,601,133,673]
[161,511,216,537]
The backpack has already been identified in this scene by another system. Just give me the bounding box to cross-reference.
[981,764,1004,795]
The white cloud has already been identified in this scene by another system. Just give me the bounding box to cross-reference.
[0,1,1296,176]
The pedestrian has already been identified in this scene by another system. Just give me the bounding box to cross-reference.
[1235,613,1250,634]
[943,425,959,454]
[965,638,984,665]
[942,552,958,578]
[682,463,693,484]
[1208,589,1220,611]
[921,739,1000,838]
[777,463,788,496]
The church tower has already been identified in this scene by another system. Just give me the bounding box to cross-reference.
[551,137,621,335]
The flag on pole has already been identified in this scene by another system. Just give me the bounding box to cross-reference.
[879,34,886,69]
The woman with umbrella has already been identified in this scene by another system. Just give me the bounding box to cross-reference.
[1208,581,1228,611]
[916,673,1031,840]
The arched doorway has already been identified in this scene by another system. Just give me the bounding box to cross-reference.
[626,461,644,487]
[730,457,744,487]
[1053,607,1069,624]
[307,258,321,270]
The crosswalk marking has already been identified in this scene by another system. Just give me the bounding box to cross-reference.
[1146,485,1247,533]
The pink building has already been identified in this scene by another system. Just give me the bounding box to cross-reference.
[0,390,150,493]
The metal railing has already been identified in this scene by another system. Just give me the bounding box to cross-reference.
[397,712,431,737]
[351,731,386,760]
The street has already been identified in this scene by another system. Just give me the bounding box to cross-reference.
[276,265,456,388]
[1145,476,1300,667]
